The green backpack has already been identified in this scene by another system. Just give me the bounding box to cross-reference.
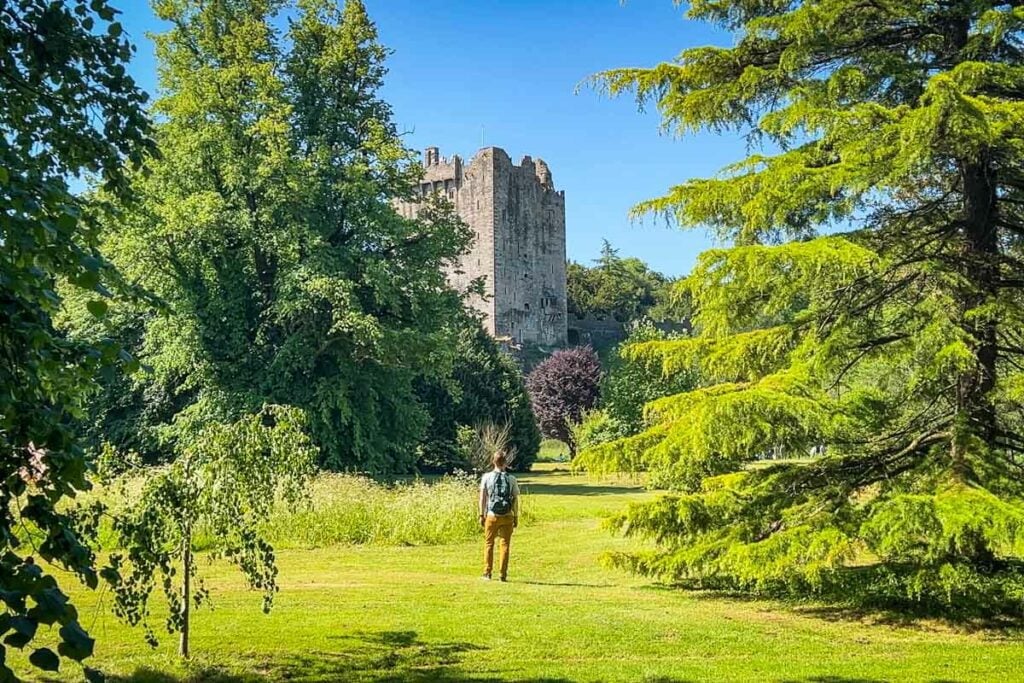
[487,472,513,515]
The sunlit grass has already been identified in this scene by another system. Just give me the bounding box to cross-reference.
[537,438,570,462]
[25,464,1024,682]
[261,473,489,548]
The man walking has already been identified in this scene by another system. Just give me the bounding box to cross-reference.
[479,451,520,582]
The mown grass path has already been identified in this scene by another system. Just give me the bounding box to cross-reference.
[38,465,1024,682]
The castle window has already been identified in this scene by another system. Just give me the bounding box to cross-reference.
[524,303,530,311]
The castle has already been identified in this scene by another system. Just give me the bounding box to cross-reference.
[396,146,568,346]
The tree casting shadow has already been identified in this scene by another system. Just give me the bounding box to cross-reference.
[63,633,962,683]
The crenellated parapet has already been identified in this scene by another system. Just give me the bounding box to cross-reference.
[394,146,568,346]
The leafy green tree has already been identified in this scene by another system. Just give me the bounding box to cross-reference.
[579,1,1024,613]
[567,241,681,322]
[105,405,315,658]
[81,0,472,473]
[416,324,541,473]
[0,0,153,677]
[601,319,697,438]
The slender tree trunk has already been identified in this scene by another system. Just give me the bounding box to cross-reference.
[180,523,192,659]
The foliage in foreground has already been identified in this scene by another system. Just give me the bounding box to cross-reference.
[527,347,603,456]
[579,0,1024,614]
[0,0,154,678]
[103,406,315,655]
[98,470,496,551]
[29,469,1024,682]
[577,319,697,451]
[66,0,474,474]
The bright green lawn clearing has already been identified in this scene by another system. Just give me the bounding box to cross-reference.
[537,439,570,463]
[29,464,1024,682]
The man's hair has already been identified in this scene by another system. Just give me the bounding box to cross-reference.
[492,451,507,469]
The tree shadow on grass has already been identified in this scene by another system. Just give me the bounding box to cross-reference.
[67,641,945,683]
[639,583,1024,637]
[778,678,910,683]
[517,580,614,588]
[94,630,577,682]
[519,482,645,497]
[791,603,1024,637]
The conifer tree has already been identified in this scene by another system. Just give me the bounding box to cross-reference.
[579,1,1024,612]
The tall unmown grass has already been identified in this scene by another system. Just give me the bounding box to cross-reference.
[261,473,486,548]
[88,471,530,551]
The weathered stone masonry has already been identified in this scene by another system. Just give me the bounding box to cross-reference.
[396,146,568,346]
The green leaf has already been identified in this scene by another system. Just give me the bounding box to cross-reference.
[56,213,78,231]
[28,648,59,672]
[8,616,36,642]
[76,270,100,291]
[30,587,69,625]
[58,622,94,661]
[86,300,109,319]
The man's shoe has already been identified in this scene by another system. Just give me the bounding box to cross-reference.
[481,574,492,581]
[499,576,507,582]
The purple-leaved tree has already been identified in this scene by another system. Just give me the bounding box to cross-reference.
[526,347,602,455]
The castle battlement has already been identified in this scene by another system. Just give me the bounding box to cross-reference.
[395,146,568,346]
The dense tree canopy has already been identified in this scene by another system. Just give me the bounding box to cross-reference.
[0,0,154,678]
[579,0,1024,613]
[416,324,540,473]
[71,0,474,473]
[527,347,602,455]
[567,241,683,322]
[601,320,697,439]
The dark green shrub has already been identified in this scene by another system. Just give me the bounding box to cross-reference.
[416,326,540,473]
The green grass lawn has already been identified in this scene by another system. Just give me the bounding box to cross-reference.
[31,464,1024,682]
[536,439,570,463]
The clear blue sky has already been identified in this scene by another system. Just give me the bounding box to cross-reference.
[115,1,744,277]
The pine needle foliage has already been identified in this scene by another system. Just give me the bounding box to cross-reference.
[578,0,1024,614]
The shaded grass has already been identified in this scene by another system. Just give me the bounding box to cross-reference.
[26,465,1024,682]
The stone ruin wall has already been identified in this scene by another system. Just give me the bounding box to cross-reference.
[395,146,567,346]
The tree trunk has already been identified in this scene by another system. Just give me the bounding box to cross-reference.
[957,156,1000,479]
[180,524,192,659]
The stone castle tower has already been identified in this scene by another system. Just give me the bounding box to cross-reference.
[396,146,568,346]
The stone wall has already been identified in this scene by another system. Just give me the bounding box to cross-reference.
[567,314,693,351]
[395,146,567,346]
